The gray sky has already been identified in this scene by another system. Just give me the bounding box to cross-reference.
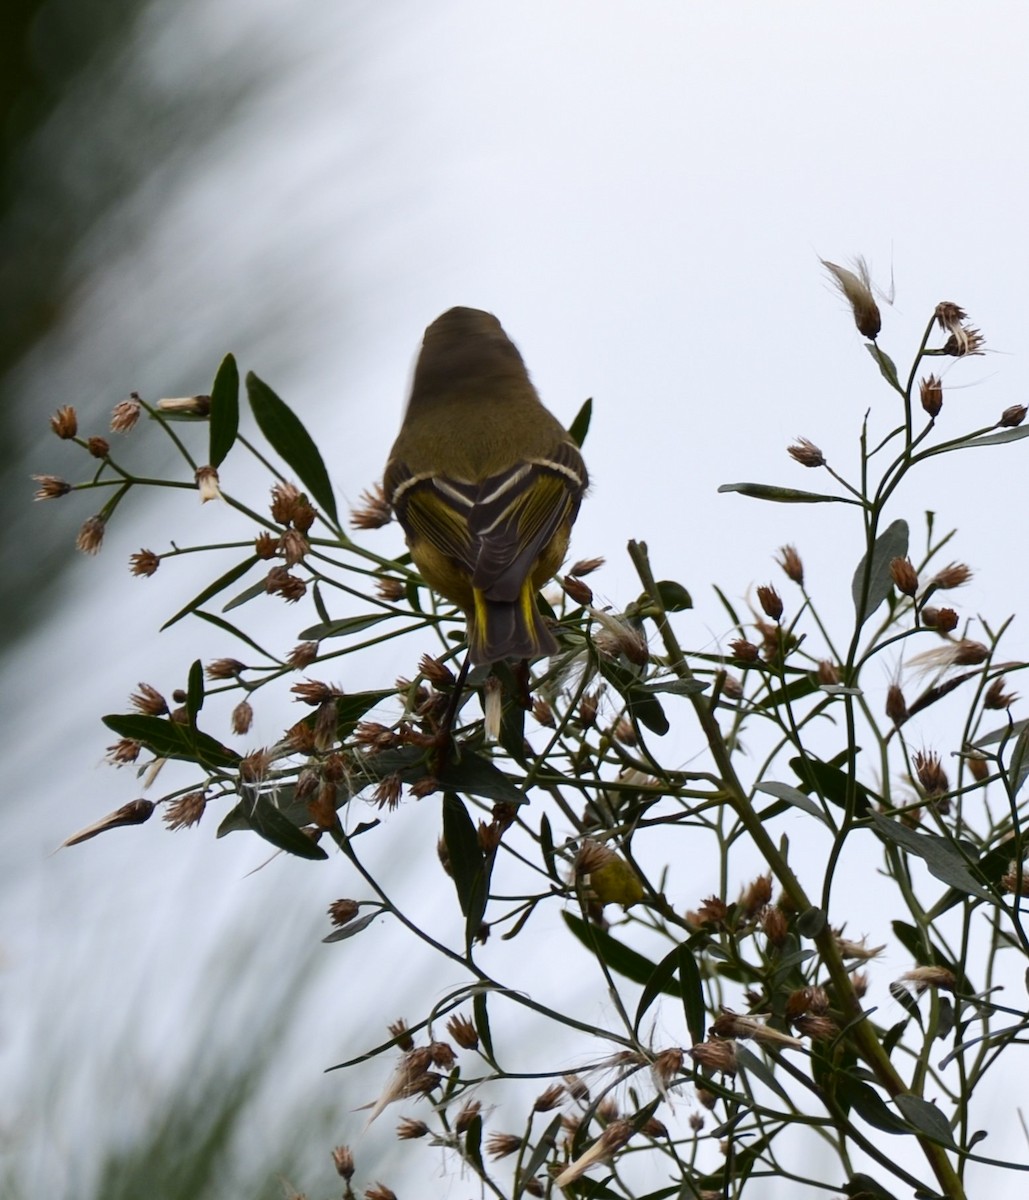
[6,2,1029,1195]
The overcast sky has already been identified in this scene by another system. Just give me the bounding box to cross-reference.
[7,3,1029,1195]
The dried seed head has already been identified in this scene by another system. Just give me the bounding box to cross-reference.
[562,575,594,606]
[50,406,78,438]
[396,1117,428,1139]
[920,606,957,633]
[762,905,789,947]
[328,899,359,927]
[531,695,555,727]
[427,1039,457,1070]
[787,436,826,468]
[651,1047,684,1088]
[61,798,155,847]
[817,660,841,686]
[934,302,968,333]
[563,1073,590,1101]
[739,873,773,918]
[1001,862,1029,895]
[919,374,943,418]
[533,1084,565,1112]
[591,610,649,665]
[157,394,210,415]
[106,738,141,765]
[131,683,168,716]
[793,1013,838,1041]
[75,515,106,554]
[578,689,599,730]
[953,639,988,666]
[278,528,309,567]
[129,549,160,577]
[445,1013,478,1050]
[687,895,728,929]
[569,555,604,577]
[291,679,342,705]
[350,483,392,529]
[364,1185,397,1200]
[943,326,985,356]
[999,404,1027,428]
[984,676,1017,709]
[32,474,71,501]
[291,497,316,533]
[254,531,277,559]
[756,585,783,622]
[331,1145,355,1180]
[966,751,990,782]
[885,683,908,725]
[729,638,760,663]
[270,481,302,525]
[388,1019,414,1051]
[163,791,206,830]
[265,566,307,602]
[371,773,403,810]
[930,562,972,590]
[890,557,919,597]
[86,436,110,459]
[231,700,253,735]
[710,1009,804,1048]
[554,1119,633,1187]
[206,658,245,680]
[822,257,881,339]
[376,575,406,602]
[689,1039,738,1076]
[486,1132,522,1160]
[454,1099,480,1132]
[110,395,142,432]
[898,966,956,993]
[287,641,319,670]
[776,545,804,586]
[850,970,869,998]
[834,930,886,961]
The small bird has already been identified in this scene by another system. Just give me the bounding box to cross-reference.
[385,307,587,666]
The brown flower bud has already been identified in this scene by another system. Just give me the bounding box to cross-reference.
[816,660,841,686]
[762,905,789,947]
[934,302,968,332]
[776,544,804,586]
[569,555,604,577]
[86,436,110,459]
[919,374,943,418]
[254,531,278,559]
[388,1019,414,1051]
[331,1145,355,1179]
[349,482,392,529]
[689,1039,738,1076]
[32,474,71,501]
[729,638,760,663]
[984,677,1017,709]
[75,515,106,554]
[396,1118,428,1139]
[913,749,949,797]
[885,683,908,725]
[231,700,253,735]
[50,406,78,438]
[486,1132,522,1160]
[999,404,1027,428]
[445,1013,479,1050]
[110,394,142,432]
[163,791,206,830]
[756,585,783,621]
[131,683,168,716]
[822,257,881,339]
[563,575,594,606]
[376,575,406,602]
[942,326,985,356]
[129,549,160,576]
[930,562,972,590]
[890,556,919,596]
[787,437,825,467]
[533,1084,564,1112]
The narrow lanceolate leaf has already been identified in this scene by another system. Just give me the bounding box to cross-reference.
[102,713,240,770]
[865,343,902,392]
[852,518,908,627]
[718,481,858,505]
[568,397,592,447]
[562,912,681,996]
[218,791,328,860]
[942,425,1029,451]
[1006,723,1029,799]
[186,658,205,720]
[161,555,259,630]
[442,794,490,946]
[755,781,831,827]
[208,353,240,468]
[678,943,706,1044]
[299,613,392,640]
[246,371,338,522]
[870,812,990,900]
[635,944,682,1035]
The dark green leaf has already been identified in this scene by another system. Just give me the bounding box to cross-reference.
[735,1044,791,1104]
[635,944,682,1035]
[299,613,392,640]
[640,678,708,697]
[870,812,990,899]
[866,343,902,391]
[836,1076,910,1135]
[443,794,488,943]
[893,1094,956,1148]
[797,907,827,938]
[568,397,592,448]
[463,1114,484,1176]
[758,674,819,711]
[599,658,669,735]
[438,752,526,804]
[562,912,680,996]
[755,781,831,827]
[521,1113,562,1182]
[655,580,692,611]
[102,713,240,770]
[208,353,239,468]
[789,754,875,815]
[718,481,857,505]
[322,911,378,942]
[335,689,396,737]
[975,716,1029,747]
[678,944,706,1044]
[192,609,279,660]
[222,578,270,613]
[160,555,259,630]
[186,659,204,720]
[712,584,741,627]
[220,791,329,860]
[949,425,1029,450]
[1007,724,1029,798]
[891,920,927,965]
[246,371,338,522]
[844,1172,902,1200]
[852,518,908,627]
[539,813,560,882]
[473,991,497,1067]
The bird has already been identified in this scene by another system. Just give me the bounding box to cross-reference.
[384,307,587,666]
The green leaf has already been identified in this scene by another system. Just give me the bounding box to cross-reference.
[208,353,239,468]
[322,911,378,942]
[870,812,990,900]
[562,912,680,996]
[568,397,592,448]
[718,481,858,505]
[185,659,204,722]
[949,425,1029,450]
[161,555,259,630]
[755,781,831,827]
[192,609,280,660]
[975,716,1029,747]
[865,343,902,391]
[442,794,488,944]
[678,943,706,1044]
[539,813,560,882]
[335,689,396,737]
[521,1113,562,1183]
[893,1094,957,1148]
[246,371,338,522]
[789,754,875,815]
[102,713,240,770]
[218,791,329,860]
[634,944,682,1035]
[735,1044,791,1104]
[836,1076,910,1135]
[473,991,497,1066]
[852,518,908,627]
[463,1114,484,1176]
[639,678,708,697]
[797,907,827,938]
[757,674,819,711]
[1007,724,1029,798]
[438,753,526,805]
[843,1172,902,1200]
[299,613,392,640]
[598,658,669,735]
[222,578,270,613]
[655,579,692,611]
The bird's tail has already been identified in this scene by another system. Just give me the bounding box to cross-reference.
[468,582,558,666]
